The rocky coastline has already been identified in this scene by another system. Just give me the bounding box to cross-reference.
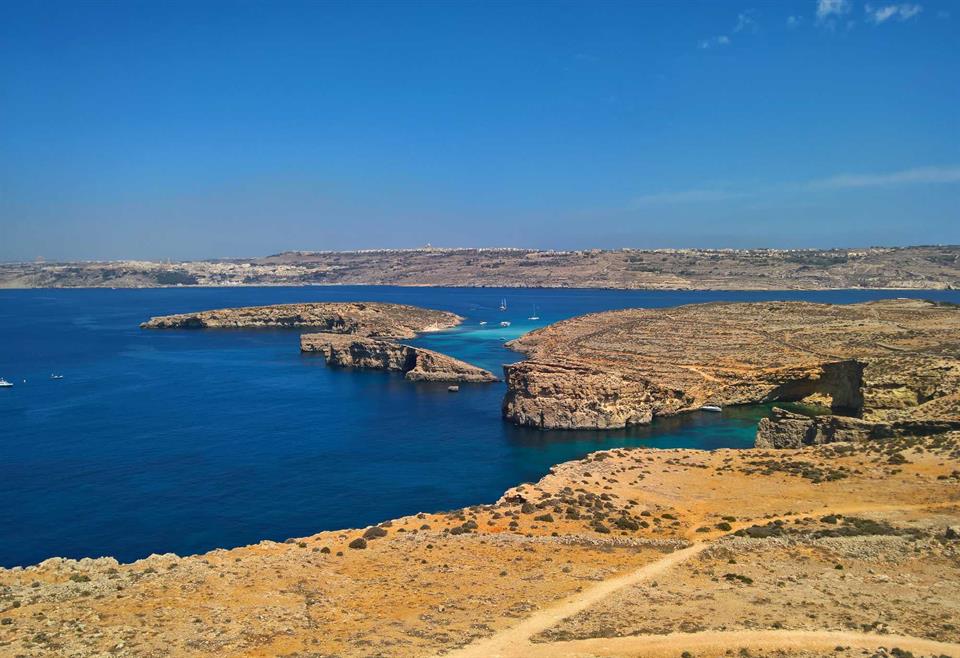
[501,299,960,444]
[2,432,958,657]
[4,245,959,289]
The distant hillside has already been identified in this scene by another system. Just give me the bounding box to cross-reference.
[1,246,958,290]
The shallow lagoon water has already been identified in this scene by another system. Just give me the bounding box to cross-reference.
[2,286,959,567]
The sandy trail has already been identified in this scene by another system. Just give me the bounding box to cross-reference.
[517,630,960,657]
[447,543,707,658]
[445,502,958,658]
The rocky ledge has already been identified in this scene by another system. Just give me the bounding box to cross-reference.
[141,302,462,338]
[756,406,960,449]
[301,334,498,383]
[502,299,960,433]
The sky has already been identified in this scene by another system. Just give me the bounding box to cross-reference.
[1,0,958,261]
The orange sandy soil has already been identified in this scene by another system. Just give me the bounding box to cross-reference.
[1,432,958,658]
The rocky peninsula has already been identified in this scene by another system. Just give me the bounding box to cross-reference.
[301,333,498,382]
[503,299,960,441]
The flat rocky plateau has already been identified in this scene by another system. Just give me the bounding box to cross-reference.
[141,302,463,339]
[503,299,960,431]
[3,245,959,290]
[1,435,958,657]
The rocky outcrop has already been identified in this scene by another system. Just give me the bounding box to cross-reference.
[755,407,960,449]
[301,334,498,383]
[141,302,462,338]
[503,299,960,430]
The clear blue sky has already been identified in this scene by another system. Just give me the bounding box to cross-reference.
[1,0,957,260]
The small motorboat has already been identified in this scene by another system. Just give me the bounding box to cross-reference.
[0,378,13,388]
[479,321,488,326]
[50,374,64,380]
[447,385,460,393]
[700,405,722,412]
[500,321,511,327]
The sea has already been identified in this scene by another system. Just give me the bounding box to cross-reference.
[2,286,958,567]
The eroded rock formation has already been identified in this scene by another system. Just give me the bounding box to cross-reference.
[503,299,960,430]
[141,302,462,338]
[756,407,960,449]
[300,334,497,383]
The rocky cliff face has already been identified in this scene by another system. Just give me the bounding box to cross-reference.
[503,299,960,430]
[756,407,960,449]
[301,334,498,383]
[141,302,462,338]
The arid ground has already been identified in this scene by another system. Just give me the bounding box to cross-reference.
[2,431,958,657]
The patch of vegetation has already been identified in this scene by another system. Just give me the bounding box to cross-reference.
[362,526,388,540]
[723,572,754,585]
[155,270,198,285]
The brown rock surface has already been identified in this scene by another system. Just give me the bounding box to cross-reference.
[141,301,462,338]
[301,333,498,382]
[503,299,960,430]
[756,406,960,449]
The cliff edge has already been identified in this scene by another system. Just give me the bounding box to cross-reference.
[502,299,960,430]
[301,333,498,383]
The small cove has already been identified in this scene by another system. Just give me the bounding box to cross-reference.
[2,286,959,567]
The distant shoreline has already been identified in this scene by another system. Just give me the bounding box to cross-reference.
[2,245,958,291]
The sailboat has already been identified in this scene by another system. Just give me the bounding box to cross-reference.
[499,298,507,311]
[528,304,540,321]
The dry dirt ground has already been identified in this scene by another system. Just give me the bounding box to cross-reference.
[2,433,958,658]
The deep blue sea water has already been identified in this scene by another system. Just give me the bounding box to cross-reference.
[2,286,959,567]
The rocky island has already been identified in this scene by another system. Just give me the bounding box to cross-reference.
[300,333,498,382]
[141,301,463,338]
[503,299,960,442]
[143,301,496,383]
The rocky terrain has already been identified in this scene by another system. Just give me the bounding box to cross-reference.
[141,302,463,339]
[1,432,958,657]
[3,245,959,290]
[502,299,960,433]
[300,333,498,382]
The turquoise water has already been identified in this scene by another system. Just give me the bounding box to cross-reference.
[2,286,958,567]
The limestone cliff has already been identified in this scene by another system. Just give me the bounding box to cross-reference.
[502,299,960,430]
[141,302,462,338]
[301,333,498,383]
[755,407,960,449]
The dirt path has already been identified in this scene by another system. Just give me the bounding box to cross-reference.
[445,502,957,658]
[447,543,708,658]
[517,630,960,657]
